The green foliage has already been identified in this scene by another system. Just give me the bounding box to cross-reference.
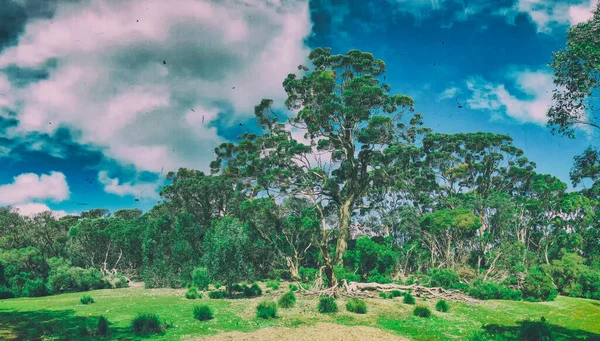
[231,283,244,293]
[208,290,227,299]
[333,265,361,283]
[403,293,416,305]
[379,292,388,299]
[97,316,109,336]
[131,313,163,335]
[192,267,210,291]
[519,318,553,341]
[0,286,15,299]
[80,295,94,304]
[193,305,214,321]
[428,268,460,289]
[242,283,263,298]
[202,217,253,294]
[256,300,277,319]
[346,298,367,314]
[468,280,523,301]
[185,287,200,299]
[22,279,48,297]
[523,268,558,302]
[299,267,317,283]
[278,291,296,308]
[266,280,280,290]
[413,305,431,318]
[435,299,449,312]
[389,290,403,298]
[318,296,338,313]
[366,269,392,284]
[289,284,298,292]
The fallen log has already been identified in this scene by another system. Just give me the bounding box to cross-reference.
[345,281,480,303]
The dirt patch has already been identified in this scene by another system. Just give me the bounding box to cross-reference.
[191,323,408,341]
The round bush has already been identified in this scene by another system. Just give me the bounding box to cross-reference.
[80,295,95,304]
[523,270,557,302]
[413,305,431,318]
[266,280,280,290]
[289,284,299,292]
[231,283,244,293]
[193,305,214,321]
[318,296,338,313]
[435,299,449,312]
[389,290,403,298]
[403,293,416,305]
[131,313,163,335]
[250,283,262,296]
[192,267,210,291]
[379,292,388,299]
[346,298,367,314]
[97,316,109,336]
[256,300,277,319]
[278,291,296,308]
[185,287,200,299]
[208,290,227,299]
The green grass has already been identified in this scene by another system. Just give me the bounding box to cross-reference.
[0,284,599,340]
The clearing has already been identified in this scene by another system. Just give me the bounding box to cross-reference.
[0,283,599,340]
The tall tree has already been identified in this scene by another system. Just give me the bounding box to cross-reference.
[547,2,600,137]
[212,48,428,285]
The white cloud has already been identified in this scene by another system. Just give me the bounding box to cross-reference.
[502,0,598,33]
[12,203,70,218]
[438,86,459,100]
[0,171,70,206]
[388,0,597,31]
[98,171,161,199]
[466,69,554,125]
[0,0,311,173]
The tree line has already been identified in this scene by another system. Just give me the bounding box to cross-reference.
[1,5,599,303]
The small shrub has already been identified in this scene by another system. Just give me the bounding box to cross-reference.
[185,287,200,299]
[231,283,244,292]
[256,300,277,319]
[523,269,558,302]
[367,269,392,284]
[131,313,163,335]
[80,295,95,304]
[346,298,367,314]
[208,290,227,299]
[435,299,449,312]
[22,279,48,297]
[214,283,222,290]
[0,286,15,299]
[192,267,210,291]
[389,290,403,298]
[97,316,109,336]
[289,284,298,292]
[278,291,296,308]
[379,292,388,299]
[266,280,280,290]
[333,264,361,283]
[428,268,460,289]
[250,283,262,296]
[519,318,553,341]
[299,267,317,283]
[318,296,338,313]
[413,305,431,318]
[403,293,416,305]
[193,305,214,321]
[468,280,522,301]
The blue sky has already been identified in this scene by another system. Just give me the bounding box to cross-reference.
[0,0,597,216]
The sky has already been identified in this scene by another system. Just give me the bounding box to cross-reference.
[0,0,597,217]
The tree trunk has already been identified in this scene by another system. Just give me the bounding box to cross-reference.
[335,199,353,265]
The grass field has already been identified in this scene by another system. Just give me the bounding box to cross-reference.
[1,282,599,340]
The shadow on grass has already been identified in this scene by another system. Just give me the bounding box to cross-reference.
[481,320,600,341]
[0,309,163,340]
